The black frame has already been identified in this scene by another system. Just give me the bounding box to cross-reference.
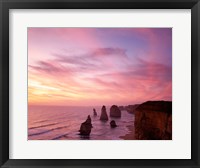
[0,0,200,167]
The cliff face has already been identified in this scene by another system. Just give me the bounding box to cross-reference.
[125,104,140,114]
[134,101,172,140]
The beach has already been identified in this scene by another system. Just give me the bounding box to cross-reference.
[119,125,135,140]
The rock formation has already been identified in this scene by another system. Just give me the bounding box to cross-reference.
[100,105,108,121]
[110,120,117,128]
[125,104,140,114]
[93,108,97,116]
[134,101,172,140]
[110,105,121,118]
[118,106,125,111]
[79,115,93,136]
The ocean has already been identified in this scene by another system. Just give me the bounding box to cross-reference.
[28,105,135,140]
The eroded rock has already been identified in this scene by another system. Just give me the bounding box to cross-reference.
[100,105,108,121]
[134,101,172,140]
[79,115,93,136]
[110,105,121,118]
[110,120,117,128]
[93,108,97,116]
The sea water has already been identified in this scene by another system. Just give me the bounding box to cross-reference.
[28,105,135,140]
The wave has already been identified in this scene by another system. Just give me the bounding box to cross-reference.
[51,133,69,140]
[29,123,59,130]
[29,125,69,137]
[32,119,49,124]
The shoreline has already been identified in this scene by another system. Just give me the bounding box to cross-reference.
[120,124,135,140]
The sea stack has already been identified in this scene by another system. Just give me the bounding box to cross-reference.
[110,120,117,128]
[93,108,97,116]
[110,105,121,118]
[79,115,93,136]
[134,101,172,140]
[100,105,108,121]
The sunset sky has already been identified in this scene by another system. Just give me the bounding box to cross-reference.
[28,28,172,106]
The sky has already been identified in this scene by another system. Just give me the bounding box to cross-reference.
[28,28,172,106]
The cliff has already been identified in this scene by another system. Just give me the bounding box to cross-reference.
[134,101,172,140]
[125,104,140,114]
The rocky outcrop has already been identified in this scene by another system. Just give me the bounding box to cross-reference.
[110,105,121,118]
[79,115,93,136]
[119,106,125,111]
[110,120,117,128]
[100,105,108,121]
[125,104,140,114]
[93,108,97,116]
[134,101,172,140]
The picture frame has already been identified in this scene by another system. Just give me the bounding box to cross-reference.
[0,0,200,167]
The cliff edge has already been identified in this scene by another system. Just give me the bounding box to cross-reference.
[134,101,172,140]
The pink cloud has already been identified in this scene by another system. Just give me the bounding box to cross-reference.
[28,28,172,106]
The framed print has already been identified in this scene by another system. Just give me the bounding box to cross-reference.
[0,0,200,167]
[27,27,172,141]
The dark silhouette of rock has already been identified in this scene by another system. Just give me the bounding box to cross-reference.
[79,115,93,136]
[118,106,125,110]
[134,101,172,140]
[110,105,121,118]
[110,120,117,128]
[125,104,140,114]
[93,108,97,116]
[100,105,108,121]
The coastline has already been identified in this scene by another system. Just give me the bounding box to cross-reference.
[120,124,135,140]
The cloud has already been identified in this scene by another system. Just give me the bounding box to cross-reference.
[131,58,172,81]
[53,53,99,70]
[29,49,171,96]
[95,57,171,83]
[29,60,73,75]
[85,77,121,88]
[28,28,172,105]
[93,47,127,57]
[29,47,129,77]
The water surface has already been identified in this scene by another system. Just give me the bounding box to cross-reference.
[28,105,135,140]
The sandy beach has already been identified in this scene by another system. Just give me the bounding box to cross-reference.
[120,124,135,140]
